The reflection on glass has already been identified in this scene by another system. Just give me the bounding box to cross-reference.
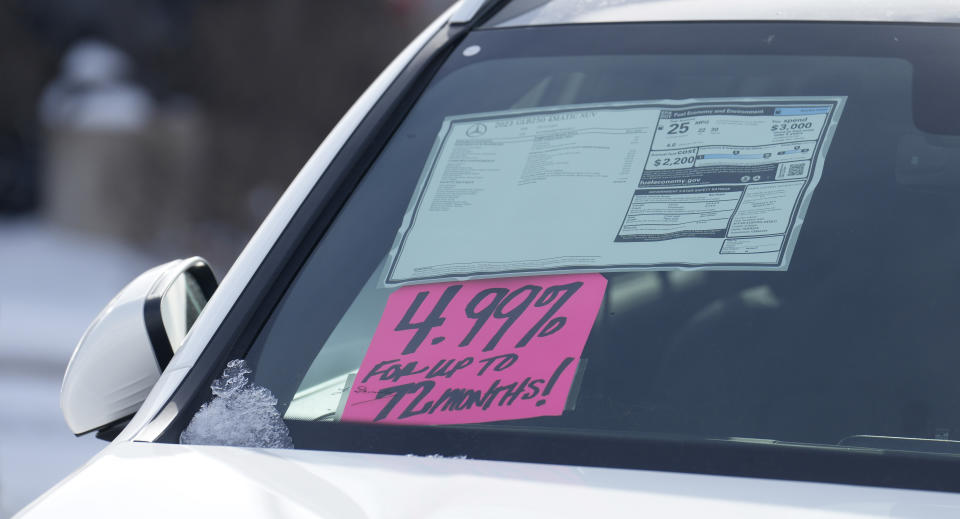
[160,272,207,352]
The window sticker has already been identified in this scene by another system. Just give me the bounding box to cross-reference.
[341,274,606,425]
[385,97,846,285]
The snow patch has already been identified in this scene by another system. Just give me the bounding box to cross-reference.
[180,359,294,449]
[406,453,469,460]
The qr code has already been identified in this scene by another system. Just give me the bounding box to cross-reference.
[785,163,806,177]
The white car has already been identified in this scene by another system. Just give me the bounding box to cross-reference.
[19,0,960,516]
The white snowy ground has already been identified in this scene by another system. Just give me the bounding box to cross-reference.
[0,218,159,517]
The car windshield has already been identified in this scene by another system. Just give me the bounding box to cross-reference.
[183,21,960,482]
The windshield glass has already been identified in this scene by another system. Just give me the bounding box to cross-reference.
[187,22,960,482]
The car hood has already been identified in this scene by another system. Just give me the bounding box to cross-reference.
[17,441,960,518]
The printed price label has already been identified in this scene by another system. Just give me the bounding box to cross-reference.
[386,97,845,284]
[342,274,607,425]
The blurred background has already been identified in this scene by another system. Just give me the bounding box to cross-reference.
[0,0,452,515]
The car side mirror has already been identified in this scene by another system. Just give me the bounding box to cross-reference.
[61,257,217,440]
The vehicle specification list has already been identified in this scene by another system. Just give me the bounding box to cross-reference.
[386,97,845,285]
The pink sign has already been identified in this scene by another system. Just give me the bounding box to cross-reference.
[342,274,606,425]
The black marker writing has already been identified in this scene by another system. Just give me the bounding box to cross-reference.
[372,376,547,421]
[476,353,518,376]
[395,284,462,355]
[395,280,581,355]
[362,357,473,384]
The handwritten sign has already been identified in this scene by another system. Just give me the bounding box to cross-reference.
[342,274,606,425]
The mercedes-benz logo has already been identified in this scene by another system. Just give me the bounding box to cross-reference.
[465,123,487,137]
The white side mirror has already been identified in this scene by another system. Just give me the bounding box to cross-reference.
[61,257,217,439]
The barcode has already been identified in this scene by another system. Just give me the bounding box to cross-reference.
[785,163,805,177]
